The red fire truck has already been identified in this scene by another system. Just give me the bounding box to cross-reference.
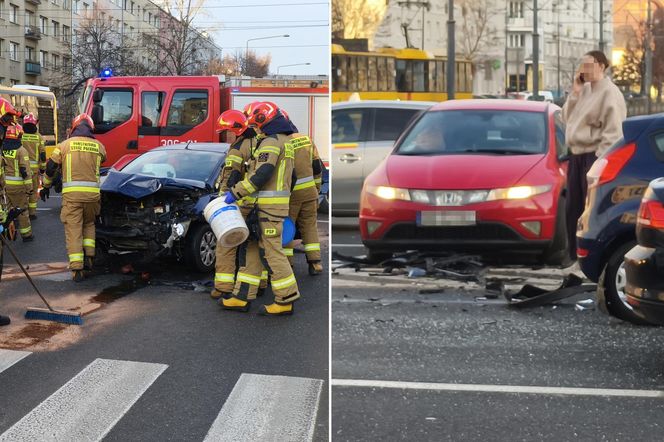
[75,75,329,167]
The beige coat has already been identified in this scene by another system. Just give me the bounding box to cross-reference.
[562,77,626,157]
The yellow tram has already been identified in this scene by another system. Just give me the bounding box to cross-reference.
[331,44,473,102]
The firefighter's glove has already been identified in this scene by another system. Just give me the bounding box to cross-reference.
[39,187,50,202]
[224,191,237,205]
[39,168,45,175]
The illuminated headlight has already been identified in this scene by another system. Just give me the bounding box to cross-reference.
[487,185,552,201]
[366,186,411,201]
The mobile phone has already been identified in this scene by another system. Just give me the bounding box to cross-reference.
[579,73,585,83]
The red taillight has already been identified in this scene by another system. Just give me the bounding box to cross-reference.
[577,247,589,258]
[637,199,664,229]
[587,143,636,188]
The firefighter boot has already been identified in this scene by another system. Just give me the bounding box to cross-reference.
[72,270,85,282]
[210,289,232,300]
[84,256,94,271]
[258,302,294,316]
[219,294,250,312]
[308,261,323,276]
[0,315,10,326]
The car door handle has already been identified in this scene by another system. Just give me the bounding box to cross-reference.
[340,154,359,163]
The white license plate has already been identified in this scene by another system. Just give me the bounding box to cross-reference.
[418,211,476,226]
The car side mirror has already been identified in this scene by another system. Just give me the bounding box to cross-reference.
[92,89,104,103]
[91,104,103,126]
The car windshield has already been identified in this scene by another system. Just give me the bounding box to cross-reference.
[396,110,547,155]
[121,149,222,182]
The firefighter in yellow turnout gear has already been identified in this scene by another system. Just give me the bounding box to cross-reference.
[41,114,106,281]
[211,110,268,299]
[21,113,46,219]
[222,102,299,315]
[282,129,324,275]
[1,125,34,241]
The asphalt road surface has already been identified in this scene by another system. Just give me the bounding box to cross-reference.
[0,196,329,441]
[332,223,664,441]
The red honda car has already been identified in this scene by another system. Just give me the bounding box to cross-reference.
[359,100,570,264]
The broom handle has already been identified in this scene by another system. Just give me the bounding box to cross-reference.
[0,235,54,312]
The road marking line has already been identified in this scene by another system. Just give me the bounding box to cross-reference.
[36,208,52,211]
[331,379,664,398]
[204,373,324,442]
[0,358,167,442]
[0,350,31,374]
[332,244,364,248]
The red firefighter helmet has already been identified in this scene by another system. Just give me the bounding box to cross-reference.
[23,112,38,126]
[5,124,23,140]
[243,101,262,118]
[247,102,280,128]
[0,97,19,127]
[216,110,248,136]
[71,113,94,131]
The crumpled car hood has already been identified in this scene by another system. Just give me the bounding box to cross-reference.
[101,170,208,199]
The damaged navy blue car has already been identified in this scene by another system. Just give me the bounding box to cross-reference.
[96,143,229,272]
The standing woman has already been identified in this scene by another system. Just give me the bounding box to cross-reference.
[562,50,626,261]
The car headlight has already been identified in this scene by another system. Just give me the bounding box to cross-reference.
[487,185,552,201]
[366,186,411,201]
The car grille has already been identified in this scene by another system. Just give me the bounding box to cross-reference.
[382,223,522,241]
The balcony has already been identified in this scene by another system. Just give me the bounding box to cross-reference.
[26,0,41,5]
[25,25,41,40]
[507,17,533,32]
[25,61,41,75]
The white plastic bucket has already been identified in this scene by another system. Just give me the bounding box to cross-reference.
[204,198,249,248]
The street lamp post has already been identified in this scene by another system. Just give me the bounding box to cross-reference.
[447,0,455,100]
[277,62,311,75]
[244,34,289,75]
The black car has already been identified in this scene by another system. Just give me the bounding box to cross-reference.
[96,143,228,273]
[624,178,664,324]
[577,114,664,324]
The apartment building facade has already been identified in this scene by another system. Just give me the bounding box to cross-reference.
[0,0,218,89]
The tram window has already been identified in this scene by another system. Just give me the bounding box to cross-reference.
[348,56,357,91]
[368,57,378,91]
[332,55,345,91]
[405,61,414,92]
[412,61,426,92]
[377,57,387,91]
[456,63,464,92]
[396,59,408,91]
[357,56,368,91]
[387,58,397,91]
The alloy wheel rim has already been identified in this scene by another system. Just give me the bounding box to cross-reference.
[200,231,216,266]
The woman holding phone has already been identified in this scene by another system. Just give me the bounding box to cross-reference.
[561,50,626,262]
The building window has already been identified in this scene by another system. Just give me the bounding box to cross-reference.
[39,50,47,67]
[63,25,70,42]
[63,0,69,10]
[0,39,4,59]
[25,46,34,61]
[508,33,525,48]
[52,20,59,37]
[73,0,79,14]
[9,3,18,23]
[9,41,18,61]
[130,1,134,13]
[83,2,88,13]
[52,54,59,69]
[509,1,524,19]
[25,10,35,26]
[40,16,47,34]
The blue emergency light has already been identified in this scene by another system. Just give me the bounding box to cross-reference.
[100,68,113,78]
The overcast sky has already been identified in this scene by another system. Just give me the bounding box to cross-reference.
[194,0,329,76]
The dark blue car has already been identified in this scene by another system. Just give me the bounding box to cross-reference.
[97,143,228,272]
[624,177,664,324]
[577,114,664,324]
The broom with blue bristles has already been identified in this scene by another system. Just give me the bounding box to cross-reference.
[0,234,83,325]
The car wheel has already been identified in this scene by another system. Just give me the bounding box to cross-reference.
[367,249,392,264]
[186,223,217,273]
[542,196,571,266]
[598,241,652,325]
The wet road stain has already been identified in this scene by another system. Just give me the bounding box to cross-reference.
[2,323,67,350]
[91,276,150,305]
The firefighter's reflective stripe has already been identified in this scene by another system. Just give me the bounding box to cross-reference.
[69,253,84,262]
[261,270,268,281]
[83,238,96,248]
[28,202,37,209]
[314,177,322,184]
[215,273,235,283]
[293,176,316,191]
[257,190,289,206]
[22,134,39,142]
[43,175,52,185]
[277,160,286,191]
[23,179,31,185]
[29,160,39,167]
[4,176,25,185]
[256,146,281,156]
[19,226,32,234]
[65,153,72,182]
[271,274,296,290]
[62,181,100,194]
[237,272,261,286]
[240,180,256,194]
[304,243,321,252]
[225,154,243,167]
[283,248,294,257]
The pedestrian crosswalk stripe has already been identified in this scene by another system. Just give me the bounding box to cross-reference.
[0,358,167,442]
[0,350,31,375]
[203,373,324,442]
